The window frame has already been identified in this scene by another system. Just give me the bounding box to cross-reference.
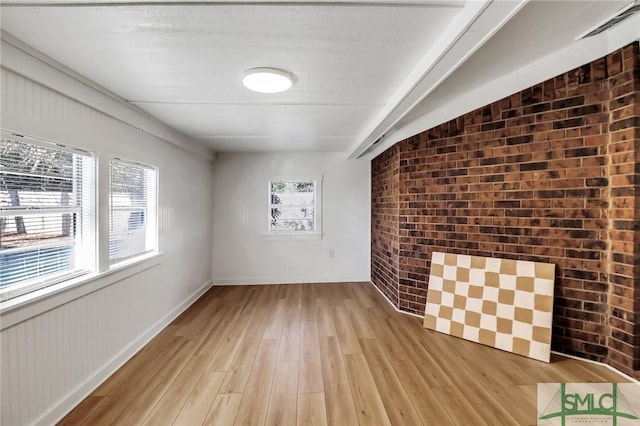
[108,158,158,267]
[0,132,97,301]
[267,175,323,237]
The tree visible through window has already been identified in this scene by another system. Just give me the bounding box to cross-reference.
[0,135,94,299]
[269,180,317,232]
[0,133,158,302]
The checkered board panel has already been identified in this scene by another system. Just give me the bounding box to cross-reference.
[423,252,556,362]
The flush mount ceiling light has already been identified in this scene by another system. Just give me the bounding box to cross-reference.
[242,67,295,93]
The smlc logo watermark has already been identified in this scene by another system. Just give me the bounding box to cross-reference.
[538,383,640,425]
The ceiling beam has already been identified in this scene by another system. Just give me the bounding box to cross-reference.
[366,12,640,161]
[348,0,529,159]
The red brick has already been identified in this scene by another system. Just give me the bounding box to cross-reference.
[371,43,640,374]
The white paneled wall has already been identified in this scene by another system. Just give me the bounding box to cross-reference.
[212,152,370,285]
[0,54,214,424]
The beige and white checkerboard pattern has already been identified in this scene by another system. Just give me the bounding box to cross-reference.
[423,252,555,362]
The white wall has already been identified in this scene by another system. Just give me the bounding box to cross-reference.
[0,43,215,424]
[212,152,370,285]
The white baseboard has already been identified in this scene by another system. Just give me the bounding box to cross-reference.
[367,279,423,319]
[39,279,214,426]
[212,276,371,286]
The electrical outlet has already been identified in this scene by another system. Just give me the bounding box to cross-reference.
[328,249,335,259]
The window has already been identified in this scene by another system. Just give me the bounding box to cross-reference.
[269,177,321,233]
[0,134,95,300]
[0,132,159,303]
[109,159,157,265]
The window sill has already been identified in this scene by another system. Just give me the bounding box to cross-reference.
[0,252,162,331]
[261,232,324,241]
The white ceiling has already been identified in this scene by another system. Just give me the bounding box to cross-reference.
[0,0,638,156]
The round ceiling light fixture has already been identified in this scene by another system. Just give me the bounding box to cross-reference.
[242,67,295,93]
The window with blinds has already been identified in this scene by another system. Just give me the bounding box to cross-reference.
[0,134,96,300]
[269,178,321,233]
[109,159,157,265]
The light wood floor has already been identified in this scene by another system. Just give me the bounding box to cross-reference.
[59,282,630,426]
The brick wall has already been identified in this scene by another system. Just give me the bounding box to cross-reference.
[371,42,640,375]
[371,144,400,306]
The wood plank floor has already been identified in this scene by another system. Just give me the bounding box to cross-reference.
[59,282,631,425]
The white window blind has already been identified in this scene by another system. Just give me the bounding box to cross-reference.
[0,134,95,300]
[269,179,320,233]
[108,159,157,265]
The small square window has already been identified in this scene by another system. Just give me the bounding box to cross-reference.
[269,178,321,234]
